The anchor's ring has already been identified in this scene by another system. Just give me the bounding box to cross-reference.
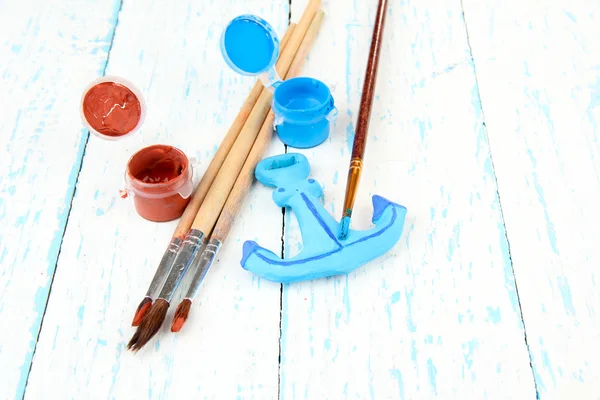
[255,153,311,188]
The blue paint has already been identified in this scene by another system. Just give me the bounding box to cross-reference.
[241,153,407,283]
[563,11,577,22]
[391,369,405,399]
[324,338,331,350]
[447,239,455,260]
[526,150,559,254]
[273,77,337,148]
[463,339,478,369]
[391,291,400,304]
[486,306,502,323]
[426,358,438,395]
[77,305,85,321]
[425,335,433,344]
[541,348,556,384]
[343,275,351,319]
[346,119,355,153]
[221,15,279,75]
[556,276,575,315]
[417,119,426,141]
[96,208,104,217]
[97,339,107,346]
[345,25,353,103]
[221,15,336,149]
[385,304,392,329]
[333,171,339,184]
[405,290,416,332]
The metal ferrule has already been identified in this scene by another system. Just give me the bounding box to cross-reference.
[145,237,183,298]
[158,229,205,302]
[342,158,363,217]
[184,237,222,301]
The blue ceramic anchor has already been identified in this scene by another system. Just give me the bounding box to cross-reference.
[240,153,408,283]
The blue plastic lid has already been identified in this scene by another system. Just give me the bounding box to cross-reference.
[221,15,280,76]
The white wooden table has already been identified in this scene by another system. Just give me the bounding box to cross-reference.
[1,0,599,398]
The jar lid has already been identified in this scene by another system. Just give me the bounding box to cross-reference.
[220,15,280,76]
[80,75,146,140]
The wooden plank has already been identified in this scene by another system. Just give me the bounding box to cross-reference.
[0,1,121,398]
[462,0,600,397]
[279,0,537,398]
[24,1,288,398]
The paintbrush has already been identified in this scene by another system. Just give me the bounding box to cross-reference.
[129,23,297,327]
[338,0,389,240]
[127,0,322,352]
[171,10,326,332]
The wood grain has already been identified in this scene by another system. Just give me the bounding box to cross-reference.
[281,0,537,398]
[22,1,288,398]
[462,0,600,397]
[0,1,122,398]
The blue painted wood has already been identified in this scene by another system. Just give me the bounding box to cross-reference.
[0,1,121,398]
[22,1,289,398]
[280,0,537,398]
[462,0,600,397]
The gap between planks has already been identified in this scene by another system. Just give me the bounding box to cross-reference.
[20,0,125,397]
[458,0,540,396]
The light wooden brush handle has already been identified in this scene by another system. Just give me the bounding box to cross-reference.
[171,23,297,239]
[213,10,325,242]
[191,0,322,235]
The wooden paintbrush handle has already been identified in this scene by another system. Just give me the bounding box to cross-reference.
[213,10,325,242]
[171,24,297,239]
[191,0,322,234]
[352,0,389,160]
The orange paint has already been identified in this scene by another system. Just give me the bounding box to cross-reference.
[125,145,194,222]
[83,82,142,137]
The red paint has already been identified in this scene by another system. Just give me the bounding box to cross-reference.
[125,145,193,222]
[82,81,142,137]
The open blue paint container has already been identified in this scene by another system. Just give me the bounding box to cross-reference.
[220,15,337,149]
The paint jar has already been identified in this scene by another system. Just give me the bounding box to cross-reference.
[122,144,194,222]
[220,14,337,149]
[272,77,337,148]
[80,75,146,140]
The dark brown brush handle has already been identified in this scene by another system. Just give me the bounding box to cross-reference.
[352,0,388,160]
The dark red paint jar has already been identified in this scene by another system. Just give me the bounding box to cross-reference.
[123,144,194,222]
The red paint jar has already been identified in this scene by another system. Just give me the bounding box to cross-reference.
[80,75,146,140]
[123,145,194,222]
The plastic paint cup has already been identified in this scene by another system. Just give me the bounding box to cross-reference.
[80,75,146,140]
[220,14,337,148]
[123,144,194,222]
[272,77,337,148]
[221,15,280,77]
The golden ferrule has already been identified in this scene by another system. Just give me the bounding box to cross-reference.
[342,158,363,217]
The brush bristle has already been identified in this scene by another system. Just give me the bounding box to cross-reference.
[170,299,192,332]
[338,216,351,239]
[127,299,169,352]
[131,297,152,326]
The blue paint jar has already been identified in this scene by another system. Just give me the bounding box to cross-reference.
[272,77,337,148]
[220,14,337,149]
